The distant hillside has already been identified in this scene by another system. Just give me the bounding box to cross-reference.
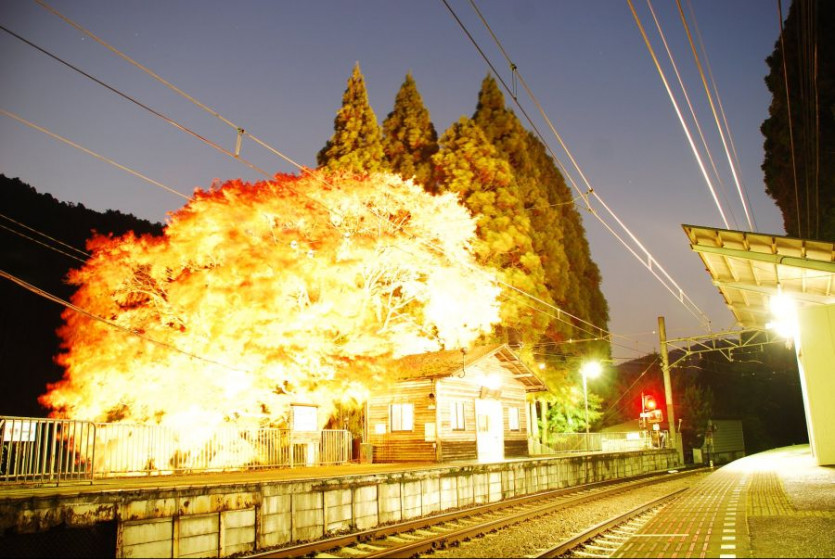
[605,339,806,457]
[0,174,163,417]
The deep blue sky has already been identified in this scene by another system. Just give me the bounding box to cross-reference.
[0,0,786,361]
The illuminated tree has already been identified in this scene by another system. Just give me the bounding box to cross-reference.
[317,63,387,174]
[432,116,550,346]
[382,72,439,188]
[41,171,500,429]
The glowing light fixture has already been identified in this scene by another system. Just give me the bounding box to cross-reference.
[580,361,602,380]
[766,285,798,340]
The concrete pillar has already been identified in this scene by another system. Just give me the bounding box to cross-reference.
[795,304,835,466]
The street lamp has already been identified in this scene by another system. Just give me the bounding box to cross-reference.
[580,361,602,450]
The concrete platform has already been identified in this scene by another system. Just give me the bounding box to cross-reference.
[0,449,680,557]
[615,445,835,558]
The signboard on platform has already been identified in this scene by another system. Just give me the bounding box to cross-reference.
[291,404,318,432]
[2,420,37,442]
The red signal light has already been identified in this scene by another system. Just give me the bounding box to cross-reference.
[644,395,657,410]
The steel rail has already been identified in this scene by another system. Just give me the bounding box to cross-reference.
[247,468,704,558]
[247,475,634,558]
[534,487,689,558]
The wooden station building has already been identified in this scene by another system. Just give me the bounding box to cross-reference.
[366,344,547,463]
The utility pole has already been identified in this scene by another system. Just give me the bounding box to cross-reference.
[658,316,683,463]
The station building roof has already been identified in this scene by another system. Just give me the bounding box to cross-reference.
[393,343,547,393]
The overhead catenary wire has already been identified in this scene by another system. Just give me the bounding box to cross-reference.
[673,0,756,232]
[0,24,272,181]
[504,291,656,356]
[457,0,712,331]
[685,0,758,232]
[32,0,312,176]
[626,0,730,230]
[16,5,646,352]
[644,0,740,230]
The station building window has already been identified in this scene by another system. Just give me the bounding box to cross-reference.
[508,407,520,431]
[450,401,466,431]
[389,403,414,432]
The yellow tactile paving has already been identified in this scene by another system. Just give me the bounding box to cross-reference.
[746,471,794,517]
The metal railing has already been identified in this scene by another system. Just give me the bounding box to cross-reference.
[0,416,96,484]
[0,416,352,485]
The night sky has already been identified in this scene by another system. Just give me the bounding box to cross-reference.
[0,0,786,362]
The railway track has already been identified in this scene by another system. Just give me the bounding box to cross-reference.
[533,487,687,558]
[246,468,704,559]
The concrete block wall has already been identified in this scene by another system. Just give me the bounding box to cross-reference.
[0,449,680,558]
[121,517,173,558]
[420,477,441,516]
[352,485,378,530]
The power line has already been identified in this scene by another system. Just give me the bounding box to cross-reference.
[1,109,190,201]
[33,0,312,176]
[0,24,272,180]
[685,0,758,232]
[777,0,803,237]
[0,211,90,260]
[0,221,87,263]
[0,268,250,373]
[505,291,655,355]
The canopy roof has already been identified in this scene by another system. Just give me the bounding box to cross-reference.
[683,224,835,329]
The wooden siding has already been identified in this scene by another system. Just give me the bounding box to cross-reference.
[367,378,437,462]
[366,354,534,463]
[372,441,436,463]
[440,440,477,462]
[504,439,528,458]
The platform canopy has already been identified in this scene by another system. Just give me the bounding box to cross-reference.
[682,224,835,329]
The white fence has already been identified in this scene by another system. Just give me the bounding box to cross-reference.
[0,416,352,485]
[534,430,670,455]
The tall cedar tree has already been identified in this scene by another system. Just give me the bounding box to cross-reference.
[317,63,387,174]
[471,76,609,362]
[761,0,835,241]
[432,116,550,347]
[526,130,609,351]
[472,77,571,338]
[382,72,439,188]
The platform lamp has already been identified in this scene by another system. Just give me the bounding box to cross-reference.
[580,361,602,451]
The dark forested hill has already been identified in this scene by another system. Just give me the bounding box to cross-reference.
[0,174,163,417]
